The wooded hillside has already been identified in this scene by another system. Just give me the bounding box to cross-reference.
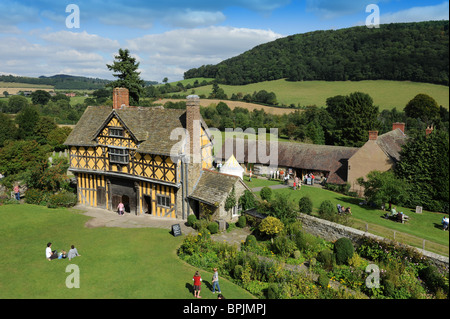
[184,21,449,86]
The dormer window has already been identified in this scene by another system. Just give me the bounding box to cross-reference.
[109,147,129,164]
[109,127,124,137]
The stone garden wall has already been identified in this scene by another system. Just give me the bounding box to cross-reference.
[298,213,449,272]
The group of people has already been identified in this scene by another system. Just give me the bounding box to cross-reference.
[384,206,409,223]
[46,242,81,261]
[192,268,224,299]
[337,204,352,215]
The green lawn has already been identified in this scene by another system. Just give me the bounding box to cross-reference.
[252,182,449,256]
[0,204,254,299]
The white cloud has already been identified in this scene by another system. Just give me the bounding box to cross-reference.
[0,36,112,78]
[127,26,284,81]
[380,1,449,24]
[162,10,226,28]
[40,30,120,52]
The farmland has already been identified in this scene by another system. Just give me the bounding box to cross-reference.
[170,78,449,111]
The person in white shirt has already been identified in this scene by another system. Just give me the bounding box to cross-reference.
[46,242,58,261]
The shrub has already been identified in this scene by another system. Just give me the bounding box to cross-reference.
[237,215,246,228]
[267,283,279,299]
[25,188,47,205]
[207,222,219,234]
[244,235,257,247]
[334,237,354,265]
[259,216,284,238]
[317,272,330,288]
[298,196,313,215]
[294,231,320,253]
[187,214,197,227]
[293,250,301,260]
[317,249,335,270]
[318,200,335,220]
[260,187,272,201]
[47,191,77,208]
[272,235,296,258]
[419,265,448,295]
[234,264,243,280]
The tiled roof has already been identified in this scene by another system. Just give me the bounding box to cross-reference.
[189,169,249,206]
[376,128,409,162]
[217,138,358,184]
[64,106,187,156]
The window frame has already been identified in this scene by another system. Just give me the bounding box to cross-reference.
[157,195,171,208]
[109,147,129,164]
[109,127,124,138]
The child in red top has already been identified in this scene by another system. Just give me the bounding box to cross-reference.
[193,271,202,298]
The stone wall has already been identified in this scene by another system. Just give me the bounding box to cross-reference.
[298,213,449,272]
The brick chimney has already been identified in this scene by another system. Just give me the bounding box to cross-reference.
[186,95,201,157]
[113,87,129,109]
[392,122,405,134]
[368,131,378,141]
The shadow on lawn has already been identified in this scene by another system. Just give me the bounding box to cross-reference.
[185,280,212,296]
[335,196,381,212]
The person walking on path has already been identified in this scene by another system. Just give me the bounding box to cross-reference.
[193,271,202,298]
[117,202,125,216]
[211,268,221,294]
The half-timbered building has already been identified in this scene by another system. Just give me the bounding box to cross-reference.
[64,88,217,220]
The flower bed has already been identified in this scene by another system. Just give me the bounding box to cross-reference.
[178,217,449,299]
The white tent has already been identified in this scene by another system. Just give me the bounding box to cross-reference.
[220,154,244,179]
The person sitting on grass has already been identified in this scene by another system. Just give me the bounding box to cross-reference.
[46,242,58,261]
[68,245,81,261]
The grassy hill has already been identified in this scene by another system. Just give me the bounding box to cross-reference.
[173,79,449,111]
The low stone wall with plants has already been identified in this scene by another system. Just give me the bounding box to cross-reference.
[298,213,449,272]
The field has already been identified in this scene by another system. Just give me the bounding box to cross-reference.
[0,204,254,299]
[157,98,296,115]
[174,79,449,111]
[2,79,448,112]
[0,81,54,96]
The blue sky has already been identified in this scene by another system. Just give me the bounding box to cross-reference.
[0,0,448,82]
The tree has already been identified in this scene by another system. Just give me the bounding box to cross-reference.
[0,112,17,147]
[238,190,256,211]
[395,129,449,212]
[259,216,284,238]
[31,90,51,105]
[326,92,379,147]
[403,93,440,125]
[6,95,28,113]
[0,140,50,176]
[15,105,40,140]
[357,170,411,208]
[209,82,227,99]
[106,48,145,104]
